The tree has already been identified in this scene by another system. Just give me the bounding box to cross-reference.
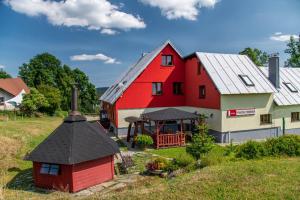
[37,85,62,115]
[186,122,215,160]
[20,88,49,116]
[239,48,268,66]
[285,35,300,67]
[19,53,98,112]
[0,69,11,79]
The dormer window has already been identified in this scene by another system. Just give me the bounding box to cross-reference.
[162,55,173,66]
[239,75,255,87]
[284,82,298,93]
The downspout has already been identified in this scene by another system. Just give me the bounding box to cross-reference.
[282,117,285,135]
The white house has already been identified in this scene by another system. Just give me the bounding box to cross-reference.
[0,77,30,110]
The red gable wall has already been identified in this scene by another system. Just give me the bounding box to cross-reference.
[116,44,186,110]
[185,56,220,109]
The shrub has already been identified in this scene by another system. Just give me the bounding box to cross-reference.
[166,153,196,172]
[146,157,169,171]
[136,135,154,149]
[117,155,135,174]
[264,135,300,156]
[54,110,68,118]
[187,124,215,160]
[235,141,266,159]
[201,146,228,167]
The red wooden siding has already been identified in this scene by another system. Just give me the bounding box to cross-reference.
[33,156,114,193]
[71,156,114,192]
[102,101,118,127]
[33,162,73,192]
[116,44,186,110]
[185,56,221,109]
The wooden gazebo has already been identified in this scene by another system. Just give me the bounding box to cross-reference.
[126,108,199,149]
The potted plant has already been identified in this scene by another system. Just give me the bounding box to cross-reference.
[136,134,154,150]
[146,157,169,175]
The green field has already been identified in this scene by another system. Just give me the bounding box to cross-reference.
[1,117,299,200]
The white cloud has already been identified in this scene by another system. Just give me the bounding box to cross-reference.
[0,65,5,69]
[5,0,146,34]
[270,32,299,42]
[70,53,121,64]
[139,0,219,20]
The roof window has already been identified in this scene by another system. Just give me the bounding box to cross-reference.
[284,82,298,93]
[238,75,255,87]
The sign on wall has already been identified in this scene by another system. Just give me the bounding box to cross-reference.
[227,108,255,117]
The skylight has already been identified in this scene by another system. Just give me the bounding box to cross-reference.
[284,82,298,93]
[238,75,255,87]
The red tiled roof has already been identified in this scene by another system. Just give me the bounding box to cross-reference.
[0,77,30,96]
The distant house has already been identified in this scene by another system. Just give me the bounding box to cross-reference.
[0,77,29,110]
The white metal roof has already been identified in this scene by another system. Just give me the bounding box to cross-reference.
[195,52,277,95]
[100,40,182,104]
[261,67,300,106]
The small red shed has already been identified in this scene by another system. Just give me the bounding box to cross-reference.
[25,87,119,193]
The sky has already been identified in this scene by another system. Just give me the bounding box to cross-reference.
[0,0,299,87]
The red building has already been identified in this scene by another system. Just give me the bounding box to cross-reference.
[100,41,293,143]
[26,87,119,192]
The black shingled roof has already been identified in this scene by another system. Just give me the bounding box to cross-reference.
[25,116,119,165]
[141,108,198,121]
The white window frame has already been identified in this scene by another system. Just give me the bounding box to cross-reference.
[239,75,255,87]
[284,82,298,93]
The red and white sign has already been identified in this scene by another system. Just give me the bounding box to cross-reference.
[227,108,255,117]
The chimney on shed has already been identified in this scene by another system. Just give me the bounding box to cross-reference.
[268,53,280,88]
[70,85,80,116]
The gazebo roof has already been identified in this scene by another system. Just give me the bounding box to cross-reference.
[141,108,198,121]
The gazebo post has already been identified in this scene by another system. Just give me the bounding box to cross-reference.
[155,121,159,149]
[127,122,132,142]
[132,122,138,148]
[180,120,183,133]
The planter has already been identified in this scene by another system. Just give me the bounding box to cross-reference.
[148,170,163,175]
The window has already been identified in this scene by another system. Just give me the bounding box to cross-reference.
[152,82,163,95]
[197,62,202,75]
[291,112,300,122]
[162,55,173,66]
[238,75,255,86]
[284,82,298,93]
[173,82,183,95]
[40,164,60,175]
[0,97,4,104]
[260,114,272,125]
[199,85,206,99]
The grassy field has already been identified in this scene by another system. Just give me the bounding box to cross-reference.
[0,117,300,200]
[95,157,300,200]
[0,117,70,200]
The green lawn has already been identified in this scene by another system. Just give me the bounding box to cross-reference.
[93,157,300,200]
[1,117,300,200]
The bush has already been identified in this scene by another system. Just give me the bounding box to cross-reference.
[264,135,300,156]
[235,141,266,159]
[54,110,68,118]
[146,157,169,171]
[166,153,196,172]
[136,135,154,149]
[186,124,215,160]
[201,146,228,167]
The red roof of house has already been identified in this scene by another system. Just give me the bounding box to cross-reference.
[0,77,30,96]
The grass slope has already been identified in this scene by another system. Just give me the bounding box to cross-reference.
[94,158,300,200]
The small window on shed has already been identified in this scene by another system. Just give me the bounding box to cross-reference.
[0,97,4,104]
[239,75,255,86]
[197,62,202,75]
[284,82,298,93]
[291,112,300,122]
[40,164,60,175]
